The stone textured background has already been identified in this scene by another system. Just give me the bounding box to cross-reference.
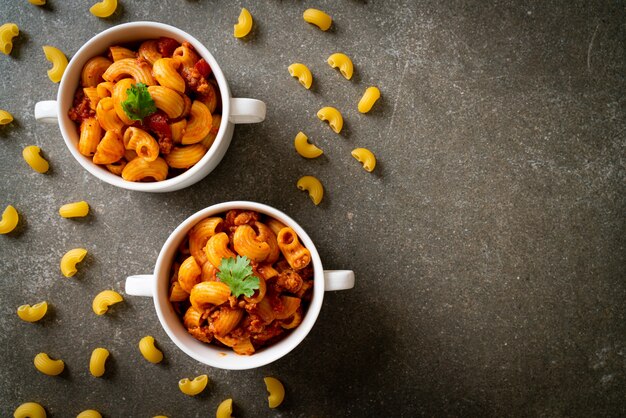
[1,1,624,417]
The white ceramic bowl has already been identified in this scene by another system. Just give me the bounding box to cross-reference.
[125,201,355,370]
[35,21,266,192]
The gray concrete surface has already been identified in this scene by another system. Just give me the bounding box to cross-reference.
[1,1,625,417]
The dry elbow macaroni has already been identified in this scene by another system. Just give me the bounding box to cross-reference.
[264,377,285,408]
[23,145,50,173]
[0,23,18,55]
[139,336,164,363]
[43,46,68,83]
[216,398,233,418]
[69,37,222,182]
[34,352,65,376]
[0,205,19,234]
[17,301,48,322]
[13,402,46,418]
[358,86,381,113]
[89,0,118,18]
[59,201,90,218]
[288,63,313,89]
[0,109,13,125]
[89,347,110,377]
[327,53,353,80]
[297,175,324,205]
[60,248,88,277]
[294,131,323,158]
[351,148,376,172]
[77,410,102,418]
[29,0,46,4]
[234,8,253,38]
[317,106,343,134]
[178,374,208,396]
[303,8,332,31]
[92,290,123,315]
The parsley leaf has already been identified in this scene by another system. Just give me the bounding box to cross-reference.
[217,256,260,298]
[121,83,157,121]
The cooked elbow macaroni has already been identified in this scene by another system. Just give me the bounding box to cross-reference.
[76,411,102,418]
[170,210,314,355]
[327,53,353,80]
[69,37,222,182]
[351,147,376,172]
[0,23,18,55]
[34,352,64,376]
[43,46,68,83]
[264,377,285,408]
[139,336,164,364]
[89,347,110,377]
[92,290,123,315]
[89,0,118,18]
[22,145,50,173]
[303,8,332,31]
[60,248,88,277]
[288,63,313,89]
[294,131,323,158]
[0,109,13,125]
[234,8,253,38]
[358,86,381,113]
[178,374,208,396]
[0,205,19,234]
[216,399,233,418]
[317,106,343,134]
[59,201,90,218]
[13,402,46,418]
[297,175,324,205]
[17,301,48,322]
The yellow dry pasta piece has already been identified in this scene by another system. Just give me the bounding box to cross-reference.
[139,336,164,364]
[303,8,332,31]
[327,53,353,80]
[351,148,376,172]
[153,416,168,418]
[14,402,46,418]
[0,23,18,55]
[317,106,343,134]
[59,201,90,218]
[264,377,285,408]
[178,374,208,396]
[77,410,102,418]
[288,63,313,89]
[34,353,64,376]
[216,398,233,418]
[297,176,324,205]
[29,0,47,4]
[89,347,110,377]
[92,290,123,315]
[294,131,322,158]
[17,301,48,322]
[22,145,49,173]
[60,248,88,277]
[0,205,19,234]
[0,109,13,125]
[234,8,253,38]
[43,46,68,83]
[89,0,117,18]
[358,86,381,113]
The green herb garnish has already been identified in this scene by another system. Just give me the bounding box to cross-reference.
[121,83,157,121]
[217,256,260,298]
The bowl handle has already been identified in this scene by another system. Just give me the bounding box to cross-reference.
[229,98,266,124]
[323,270,355,291]
[35,101,59,124]
[125,274,154,297]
